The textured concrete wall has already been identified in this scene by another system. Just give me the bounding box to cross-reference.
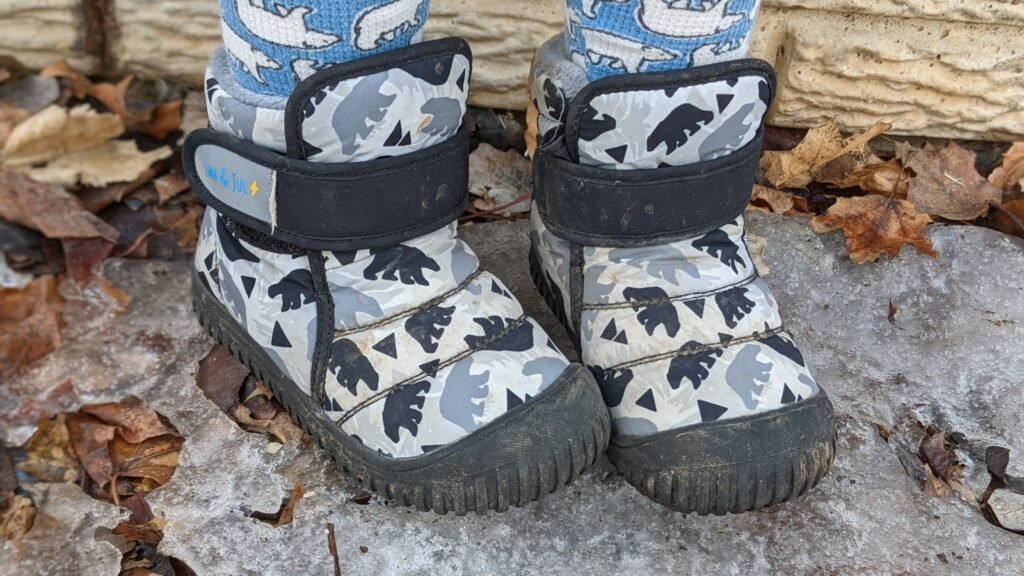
[0,0,1021,140]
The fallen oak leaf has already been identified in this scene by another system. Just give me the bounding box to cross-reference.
[84,75,133,121]
[232,404,303,445]
[136,100,183,140]
[760,120,891,189]
[0,494,36,541]
[2,104,123,167]
[152,171,189,204]
[195,344,250,412]
[749,185,796,215]
[810,194,938,264]
[67,412,117,486]
[0,275,65,379]
[40,60,93,101]
[989,142,1024,193]
[40,63,182,139]
[241,376,280,421]
[0,172,119,241]
[80,396,178,444]
[993,199,1024,240]
[918,427,976,503]
[24,140,173,188]
[832,157,910,197]
[61,237,115,283]
[108,433,184,503]
[15,414,80,483]
[0,101,30,150]
[899,141,1003,221]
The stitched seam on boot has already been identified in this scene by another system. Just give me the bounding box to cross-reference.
[583,272,759,310]
[606,325,786,372]
[332,268,484,338]
[335,313,530,425]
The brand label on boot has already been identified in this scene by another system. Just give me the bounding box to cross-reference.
[194,144,276,223]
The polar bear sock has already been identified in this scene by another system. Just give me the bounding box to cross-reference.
[564,0,761,80]
[219,0,431,96]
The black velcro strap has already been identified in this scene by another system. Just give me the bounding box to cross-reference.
[534,130,762,247]
[183,126,469,251]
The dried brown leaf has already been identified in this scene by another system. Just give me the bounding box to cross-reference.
[108,434,184,497]
[760,120,891,189]
[989,142,1024,193]
[0,172,119,241]
[918,427,976,503]
[749,185,796,215]
[61,237,115,283]
[810,194,938,264]
[24,140,172,187]
[0,494,36,541]
[40,62,182,139]
[525,98,540,160]
[0,101,30,150]
[993,199,1024,240]
[232,405,303,445]
[2,104,123,166]
[40,60,92,100]
[80,396,177,444]
[0,275,64,379]
[112,516,166,545]
[16,413,80,483]
[899,141,1003,220]
[152,172,189,204]
[196,345,250,412]
[136,101,183,140]
[832,158,910,197]
[67,412,117,486]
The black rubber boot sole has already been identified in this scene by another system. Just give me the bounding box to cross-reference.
[193,269,611,515]
[529,245,836,515]
[608,394,835,515]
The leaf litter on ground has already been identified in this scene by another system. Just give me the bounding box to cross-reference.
[757,118,1024,262]
[1,397,195,574]
[0,60,195,375]
[196,344,304,444]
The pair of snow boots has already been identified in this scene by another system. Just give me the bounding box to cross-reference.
[185,34,835,515]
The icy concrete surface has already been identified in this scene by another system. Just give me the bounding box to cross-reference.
[4,213,1024,575]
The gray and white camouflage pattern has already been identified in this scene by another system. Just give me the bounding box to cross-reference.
[574,73,767,168]
[301,52,469,163]
[195,209,319,394]
[206,47,470,163]
[197,43,573,458]
[529,33,821,437]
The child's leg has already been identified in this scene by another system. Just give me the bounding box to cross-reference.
[219,0,430,96]
[564,0,761,80]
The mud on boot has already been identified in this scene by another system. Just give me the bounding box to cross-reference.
[527,35,835,515]
[185,38,610,514]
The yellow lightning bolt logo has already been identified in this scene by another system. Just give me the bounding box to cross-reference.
[249,180,259,196]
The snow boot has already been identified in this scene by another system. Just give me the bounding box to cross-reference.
[528,35,835,514]
[185,38,610,514]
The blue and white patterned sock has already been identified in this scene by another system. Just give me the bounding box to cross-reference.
[564,0,761,80]
[219,0,431,97]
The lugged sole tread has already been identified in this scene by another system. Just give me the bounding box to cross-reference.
[193,271,610,516]
[529,243,836,516]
